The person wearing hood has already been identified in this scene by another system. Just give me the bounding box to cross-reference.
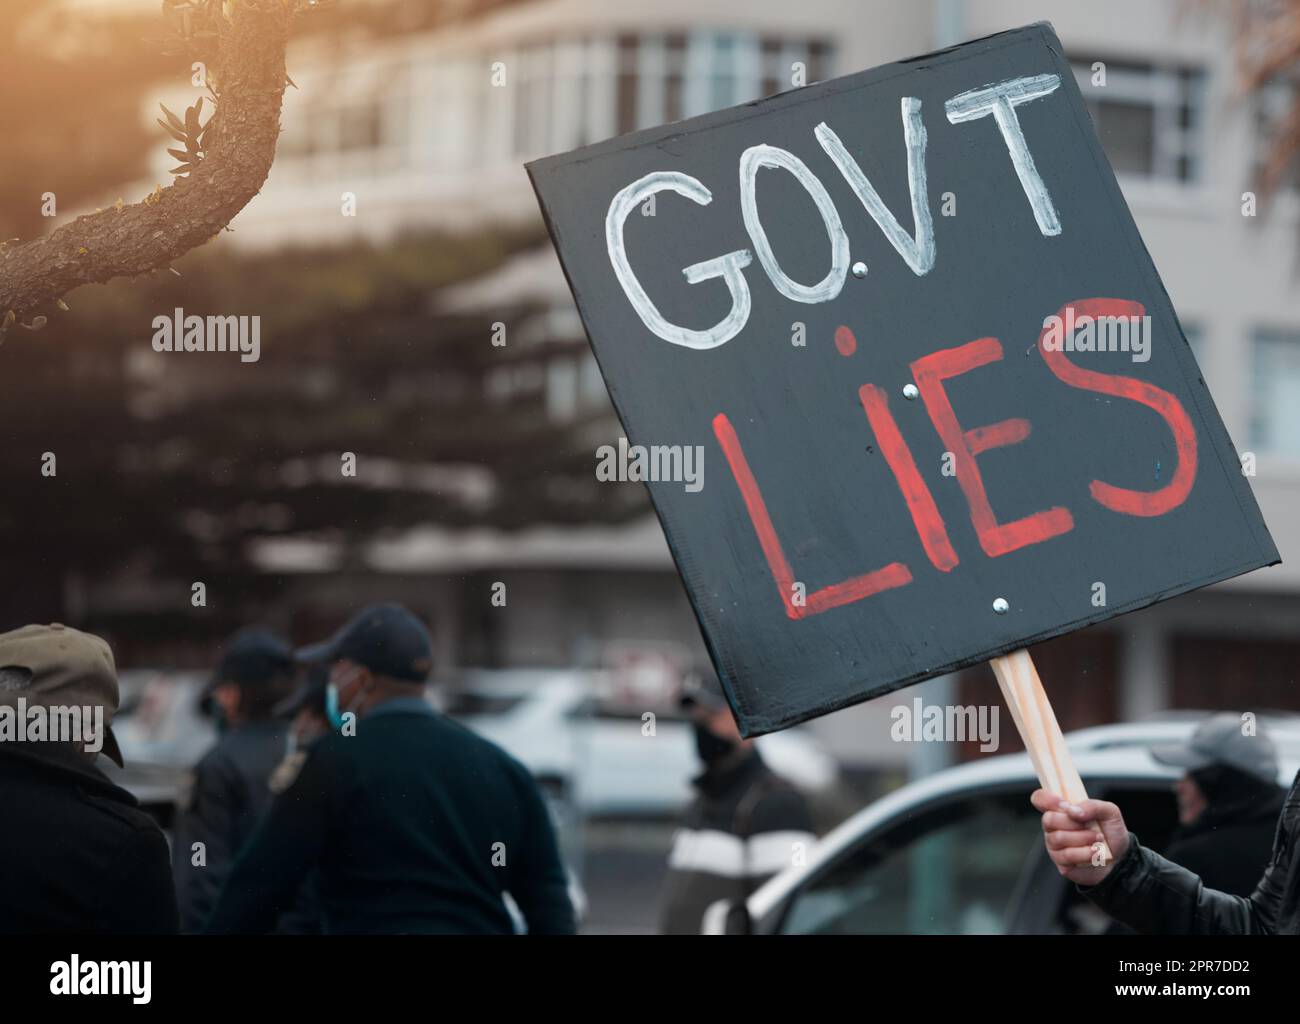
[1149,713,1286,897]
[659,673,817,934]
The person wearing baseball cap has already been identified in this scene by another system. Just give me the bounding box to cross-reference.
[0,623,178,933]
[172,626,296,933]
[1147,713,1287,897]
[206,603,576,934]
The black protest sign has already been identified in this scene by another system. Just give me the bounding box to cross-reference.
[528,23,1279,736]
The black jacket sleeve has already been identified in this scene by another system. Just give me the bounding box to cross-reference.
[204,744,336,934]
[172,752,240,933]
[506,767,577,935]
[1079,772,1299,935]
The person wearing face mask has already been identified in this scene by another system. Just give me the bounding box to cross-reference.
[172,627,296,933]
[1148,713,1287,897]
[204,603,576,934]
[659,673,817,935]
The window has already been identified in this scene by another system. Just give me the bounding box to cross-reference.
[1252,78,1300,192]
[275,65,409,174]
[1250,329,1300,458]
[616,34,640,134]
[607,31,833,137]
[778,791,1042,934]
[1072,58,1205,184]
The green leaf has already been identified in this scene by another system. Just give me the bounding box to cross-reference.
[166,147,189,161]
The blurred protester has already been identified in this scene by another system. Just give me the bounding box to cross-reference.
[660,675,816,934]
[0,624,178,933]
[206,603,576,934]
[172,627,295,933]
[264,663,332,934]
[1149,713,1287,896]
[268,661,332,796]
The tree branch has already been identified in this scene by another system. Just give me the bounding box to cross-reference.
[0,0,296,321]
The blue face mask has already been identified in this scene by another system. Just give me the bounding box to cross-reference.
[324,682,344,730]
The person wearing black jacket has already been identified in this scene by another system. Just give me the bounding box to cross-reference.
[660,675,817,934]
[1034,713,1300,934]
[172,627,296,933]
[1149,715,1287,897]
[0,623,178,934]
[205,604,576,935]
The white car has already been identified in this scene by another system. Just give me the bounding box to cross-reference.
[706,714,1300,934]
[445,669,839,816]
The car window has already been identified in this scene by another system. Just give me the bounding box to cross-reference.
[778,789,1041,934]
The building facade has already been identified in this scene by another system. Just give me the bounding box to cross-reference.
[108,0,1300,766]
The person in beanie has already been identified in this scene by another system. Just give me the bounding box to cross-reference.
[206,603,576,934]
[1149,714,1287,897]
[0,623,178,934]
[659,674,817,934]
[172,626,296,933]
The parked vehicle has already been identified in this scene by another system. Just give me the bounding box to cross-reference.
[100,669,215,827]
[446,669,839,816]
[706,714,1300,934]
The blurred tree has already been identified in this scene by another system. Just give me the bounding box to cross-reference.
[0,1,174,242]
[0,227,638,624]
[1231,0,1300,190]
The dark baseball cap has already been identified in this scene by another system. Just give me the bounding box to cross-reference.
[206,628,294,695]
[294,604,433,683]
[1150,713,1279,785]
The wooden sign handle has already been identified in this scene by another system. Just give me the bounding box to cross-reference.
[988,649,1112,865]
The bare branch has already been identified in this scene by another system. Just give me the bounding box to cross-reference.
[0,0,296,320]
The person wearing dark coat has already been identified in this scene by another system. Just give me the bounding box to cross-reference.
[0,623,178,934]
[1151,716,1286,897]
[205,604,576,935]
[1034,712,1300,934]
[660,675,817,935]
[172,627,295,933]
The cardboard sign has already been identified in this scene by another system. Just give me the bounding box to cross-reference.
[528,23,1279,736]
